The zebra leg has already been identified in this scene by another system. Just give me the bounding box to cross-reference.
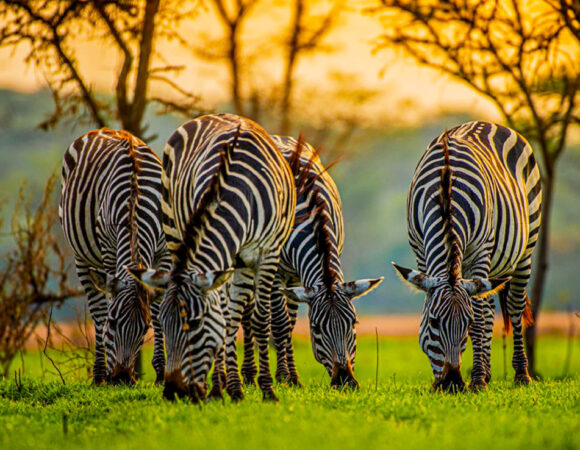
[252,253,280,402]
[271,280,291,384]
[76,261,108,385]
[150,299,165,384]
[468,298,488,390]
[285,299,301,386]
[482,295,495,383]
[508,258,533,385]
[240,294,257,386]
[209,287,228,400]
[225,269,252,401]
[209,345,226,400]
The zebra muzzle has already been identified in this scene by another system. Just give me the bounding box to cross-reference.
[432,362,465,393]
[109,364,136,386]
[163,371,206,403]
[330,362,359,389]
[163,370,189,401]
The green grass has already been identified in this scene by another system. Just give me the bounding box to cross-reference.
[1,336,579,450]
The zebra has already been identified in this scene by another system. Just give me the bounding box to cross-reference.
[392,121,542,391]
[128,114,296,402]
[59,128,171,385]
[238,136,383,389]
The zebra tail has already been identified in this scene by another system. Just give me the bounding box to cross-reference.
[499,287,512,335]
[499,289,534,335]
[522,292,534,328]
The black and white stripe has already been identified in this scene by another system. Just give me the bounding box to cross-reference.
[393,121,542,391]
[239,136,382,388]
[59,128,170,384]
[131,114,296,402]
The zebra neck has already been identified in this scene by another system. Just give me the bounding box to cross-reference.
[179,224,236,274]
[298,255,344,288]
[423,226,466,281]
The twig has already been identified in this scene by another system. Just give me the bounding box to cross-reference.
[43,305,65,385]
[375,326,379,392]
[502,326,507,380]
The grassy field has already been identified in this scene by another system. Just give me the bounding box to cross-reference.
[1,336,578,450]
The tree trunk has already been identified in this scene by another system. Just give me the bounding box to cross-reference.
[128,0,160,138]
[230,23,244,116]
[525,168,554,377]
[279,0,303,136]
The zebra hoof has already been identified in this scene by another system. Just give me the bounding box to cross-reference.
[262,389,279,402]
[515,372,532,385]
[208,388,224,401]
[242,377,256,387]
[275,372,290,385]
[93,375,107,386]
[155,374,164,386]
[288,377,302,388]
[228,390,245,402]
[469,380,488,392]
[241,369,257,386]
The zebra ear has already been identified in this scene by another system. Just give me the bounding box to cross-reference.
[190,269,233,293]
[343,277,384,300]
[281,287,317,304]
[126,266,170,292]
[460,277,511,298]
[88,269,108,294]
[391,262,437,293]
[88,269,125,295]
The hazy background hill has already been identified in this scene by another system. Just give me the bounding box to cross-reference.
[1,89,579,315]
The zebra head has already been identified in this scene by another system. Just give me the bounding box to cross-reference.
[129,267,231,401]
[89,268,152,385]
[283,277,383,388]
[392,263,509,392]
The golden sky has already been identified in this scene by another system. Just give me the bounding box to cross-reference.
[0,2,498,125]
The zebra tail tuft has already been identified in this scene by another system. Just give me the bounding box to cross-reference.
[522,292,534,328]
[499,286,512,335]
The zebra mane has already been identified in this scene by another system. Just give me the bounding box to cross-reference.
[290,137,341,226]
[298,145,341,197]
[286,136,342,290]
[100,128,150,320]
[313,188,339,290]
[173,127,238,276]
[101,128,144,269]
[440,130,461,286]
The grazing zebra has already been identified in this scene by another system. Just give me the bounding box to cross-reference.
[59,128,171,385]
[129,114,296,402]
[238,136,383,388]
[393,121,541,391]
